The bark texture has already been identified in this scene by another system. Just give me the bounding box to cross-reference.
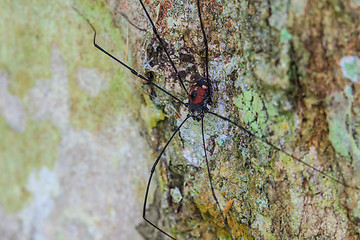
[1,0,359,240]
[130,0,360,239]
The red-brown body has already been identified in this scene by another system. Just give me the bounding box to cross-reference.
[188,78,212,121]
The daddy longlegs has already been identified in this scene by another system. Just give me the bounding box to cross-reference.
[75,0,360,239]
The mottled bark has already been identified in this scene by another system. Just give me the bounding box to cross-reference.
[128,0,360,239]
[1,0,359,240]
[0,1,154,239]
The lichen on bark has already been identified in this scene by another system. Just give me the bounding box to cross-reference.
[132,0,360,239]
[2,0,358,239]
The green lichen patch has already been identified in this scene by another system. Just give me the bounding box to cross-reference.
[68,2,145,133]
[280,28,292,42]
[0,0,53,97]
[0,117,60,213]
[326,89,360,164]
[70,69,139,132]
[234,90,268,137]
[234,88,292,165]
[140,94,165,132]
[0,0,109,97]
[340,56,360,83]
[0,0,145,135]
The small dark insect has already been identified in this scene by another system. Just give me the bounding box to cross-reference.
[75,1,360,239]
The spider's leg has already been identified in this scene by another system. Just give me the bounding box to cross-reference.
[73,7,187,106]
[201,117,234,240]
[143,115,190,240]
[208,110,360,190]
[197,0,209,84]
[139,0,188,95]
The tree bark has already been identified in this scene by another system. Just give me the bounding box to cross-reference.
[1,0,359,240]
[133,0,360,239]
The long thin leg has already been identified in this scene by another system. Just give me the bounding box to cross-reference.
[197,0,209,83]
[143,115,190,240]
[139,0,189,95]
[207,110,360,190]
[201,118,233,240]
[119,12,147,31]
[73,7,187,107]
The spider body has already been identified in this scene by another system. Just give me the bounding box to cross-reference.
[188,78,212,121]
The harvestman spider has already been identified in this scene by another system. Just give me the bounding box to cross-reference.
[75,0,360,239]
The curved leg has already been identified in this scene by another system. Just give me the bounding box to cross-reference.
[143,115,190,239]
[73,7,187,107]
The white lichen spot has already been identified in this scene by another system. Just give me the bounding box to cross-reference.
[76,67,109,97]
[350,0,360,8]
[182,148,200,167]
[25,45,70,133]
[340,56,360,83]
[251,214,271,234]
[54,113,150,240]
[303,146,320,175]
[289,188,304,235]
[19,167,59,239]
[289,0,307,16]
[216,134,229,147]
[0,71,27,132]
[268,2,288,30]
[170,187,183,204]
